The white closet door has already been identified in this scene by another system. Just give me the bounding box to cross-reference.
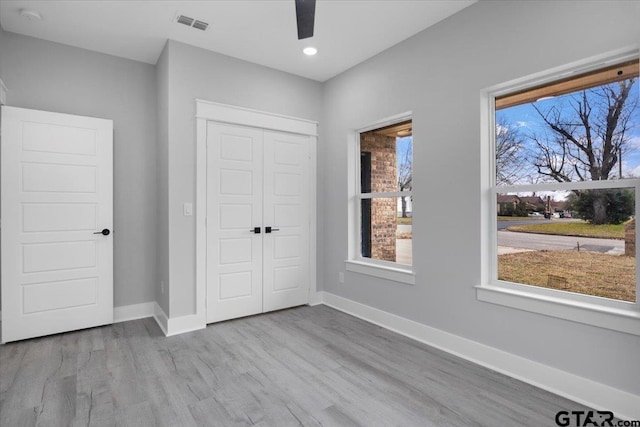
[1,106,113,343]
[206,122,264,323]
[262,131,310,312]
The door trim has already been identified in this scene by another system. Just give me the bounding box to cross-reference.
[196,99,318,137]
[195,100,318,325]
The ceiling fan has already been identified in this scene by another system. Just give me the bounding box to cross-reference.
[295,0,316,40]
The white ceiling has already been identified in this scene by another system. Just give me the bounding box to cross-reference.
[0,0,476,82]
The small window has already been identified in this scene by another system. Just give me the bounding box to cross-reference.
[358,120,413,267]
[479,52,640,335]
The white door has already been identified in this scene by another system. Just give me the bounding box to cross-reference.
[1,106,113,343]
[206,122,264,323]
[205,124,311,323]
[263,131,310,312]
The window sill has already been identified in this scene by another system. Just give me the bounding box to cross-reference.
[345,260,415,285]
[476,284,640,336]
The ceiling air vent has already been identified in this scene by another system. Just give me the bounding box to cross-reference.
[176,15,194,27]
[176,14,209,31]
[192,20,209,31]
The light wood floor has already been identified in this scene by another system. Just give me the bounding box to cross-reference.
[1,305,591,426]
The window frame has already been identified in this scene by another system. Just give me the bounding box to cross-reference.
[478,48,640,336]
[345,112,416,285]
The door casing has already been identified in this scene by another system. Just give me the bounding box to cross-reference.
[195,100,318,325]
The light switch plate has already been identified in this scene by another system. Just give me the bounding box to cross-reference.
[183,202,193,216]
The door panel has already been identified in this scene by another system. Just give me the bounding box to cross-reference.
[22,241,97,272]
[206,123,263,323]
[22,163,97,193]
[263,131,310,312]
[1,106,113,343]
[22,121,97,155]
[22,203,98,232]
[23,278,97,314]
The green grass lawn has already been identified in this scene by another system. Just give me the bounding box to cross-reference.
[506,221,626,240]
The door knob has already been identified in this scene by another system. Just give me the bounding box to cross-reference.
[93,228,110,236]
[250,227,261,234]
[265,227,280,233]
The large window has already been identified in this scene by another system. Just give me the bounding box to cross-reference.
[479,51,640,335]
[346,116,414,284]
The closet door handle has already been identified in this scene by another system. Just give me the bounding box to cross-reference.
[250,227,261,234]
[265,227,280,233]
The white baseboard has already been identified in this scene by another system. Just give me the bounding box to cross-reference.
[321,292,640,420]
[113,302,155,323]
[308,291,324,306]
[1,302,201,340]
[152,303,205,337]
[153,302,169,336]
[166,313,206,336]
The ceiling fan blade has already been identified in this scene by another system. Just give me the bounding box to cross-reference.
[295,0,316,40]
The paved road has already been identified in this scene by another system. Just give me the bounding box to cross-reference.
[394,221,623,262]
[398,224,412,233]
[498,230,624,255]
[396,239,412,265]
[496,218,578,230]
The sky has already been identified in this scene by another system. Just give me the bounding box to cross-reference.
[396,136,412,178]
[396,136,413,212]
[496,79,640,184]
[394,77,638,207]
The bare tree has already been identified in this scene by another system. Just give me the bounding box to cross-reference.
[531,78,638,224]
[495,118,526,185]
[397,139,412,218]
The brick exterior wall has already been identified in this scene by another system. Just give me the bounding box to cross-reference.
[625,219,635,256]
[361,132,397,262]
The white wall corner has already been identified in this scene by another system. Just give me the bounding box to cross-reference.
[112,302,204,338]
[166,312,206,336]
[153,302,169,336]
[113,302,155,323]
[0,78,7,105]
[152,303,208,337]
[320,292,640,421]
[308,291,325,306]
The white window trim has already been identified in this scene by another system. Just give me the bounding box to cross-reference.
[478,47,640,336]
[345,112,415,285]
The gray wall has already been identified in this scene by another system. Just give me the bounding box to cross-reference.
[0,27,6,78]
[0,32,158,308]
[164,41,323,317]
[0,27,5,309]
[320,0,640,395]
[155,43,170,315]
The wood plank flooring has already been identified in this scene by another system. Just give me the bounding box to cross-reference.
[1,305,592,426]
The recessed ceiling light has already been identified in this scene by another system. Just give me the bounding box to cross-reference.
[19,8,42,21]
[303,47,317,56]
